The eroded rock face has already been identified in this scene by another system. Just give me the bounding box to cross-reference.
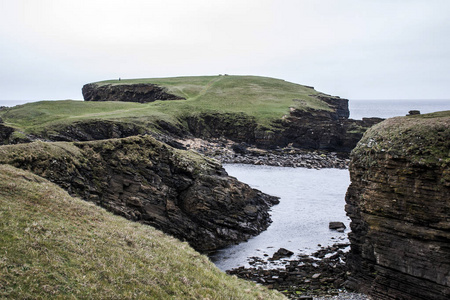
[0,136,278,252]
[82,83,185,103]
[181,99,381,153]
[345,112,450,299]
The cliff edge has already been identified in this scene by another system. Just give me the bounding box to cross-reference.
[345,111,450,299]
[82,82,185,103]
[0,135,279,252]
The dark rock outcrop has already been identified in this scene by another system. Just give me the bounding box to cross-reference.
[0,123,15,145]
[45,119,148,142]
[0,135,279,252]
[180,101,382,153]
[82,83,185,103]
[345,112,450,299]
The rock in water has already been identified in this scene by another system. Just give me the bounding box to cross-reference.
[270,248,294,260]
[329,221,346,231]
[0,135,279,252]
[345,112,450,300]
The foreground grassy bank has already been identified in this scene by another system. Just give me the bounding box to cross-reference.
[0,164,284,299]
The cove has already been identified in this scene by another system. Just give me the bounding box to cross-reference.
[210,164,351,271]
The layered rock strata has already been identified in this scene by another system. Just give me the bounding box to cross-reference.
[345,111,450,299]
[82,83,185,103]
[0,135,279,252]
[181,108,382,153]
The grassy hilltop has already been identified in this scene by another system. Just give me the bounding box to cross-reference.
[0,164,284,299]
[352,110,450,166]
[0,75,332,137]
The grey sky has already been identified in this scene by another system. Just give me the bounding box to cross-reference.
[1,0,450,105]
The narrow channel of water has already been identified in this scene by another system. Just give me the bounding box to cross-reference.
[210,164,351,271]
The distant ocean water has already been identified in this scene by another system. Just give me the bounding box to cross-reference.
[349,99,450,120]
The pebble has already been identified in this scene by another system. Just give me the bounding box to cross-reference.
[314,292,371,300]
[180,138,350,169]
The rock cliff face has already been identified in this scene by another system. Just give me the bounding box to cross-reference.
[0,123,15,145]
[0,136,278,252]
[345,111,450,299]
[82,83,185,103]
[181,103,381,153]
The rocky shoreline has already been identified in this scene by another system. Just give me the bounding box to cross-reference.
[226,243,369,299]
[179,138,350,169]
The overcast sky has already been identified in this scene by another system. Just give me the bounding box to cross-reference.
[1,0,450,105]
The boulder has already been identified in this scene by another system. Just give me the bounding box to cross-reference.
[329,221,346,232]
[270,248,294,260]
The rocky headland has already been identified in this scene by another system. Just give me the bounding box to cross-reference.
[345,111,450,299]
[0,76,383,167]
[0,135,279,252]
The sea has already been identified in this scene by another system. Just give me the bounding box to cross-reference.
[348,99,449,120]
[210,99,449,271]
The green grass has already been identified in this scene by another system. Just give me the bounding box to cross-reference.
[0,75,331,135]
[0,164,285,299]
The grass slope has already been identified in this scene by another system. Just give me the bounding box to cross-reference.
[0,75,331,135]
[0,164,285,299]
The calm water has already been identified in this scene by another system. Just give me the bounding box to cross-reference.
[211,99,449,271]
[349,99,449,120]
[210,164,350,271]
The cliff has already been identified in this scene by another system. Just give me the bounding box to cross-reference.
[82,82,185,103]
[345,111,450,299]
[181,106,380,152]
[0,135,279,252]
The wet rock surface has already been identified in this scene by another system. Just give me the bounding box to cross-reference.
[227,243,353,299]
[329,222,346,232]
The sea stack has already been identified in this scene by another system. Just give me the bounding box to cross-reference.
[345,111,450,299]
